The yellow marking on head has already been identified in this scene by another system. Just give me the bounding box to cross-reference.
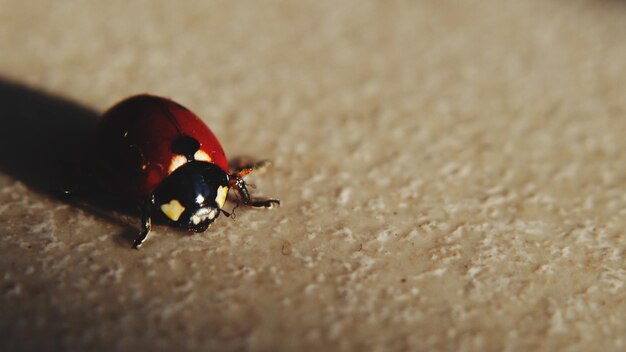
[215,186,229,208]
[160,199,186,221]
[169,155,187,173]
[194,150,211,162]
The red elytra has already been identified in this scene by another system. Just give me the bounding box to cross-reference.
[96,94,228,198]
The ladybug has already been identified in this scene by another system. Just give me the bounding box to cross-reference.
[96,94,279,248]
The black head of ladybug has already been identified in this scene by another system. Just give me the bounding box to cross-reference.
[153,161,229,232]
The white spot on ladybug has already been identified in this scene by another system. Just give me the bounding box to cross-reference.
[169,155,187,173]
[191,208,217,225]
[215,186,228,208]
[161,199,186,221]
[191,216,200,225]
[196,194,205,204]
[194,150,211,162]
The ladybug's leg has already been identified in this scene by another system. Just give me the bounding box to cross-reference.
[229,158,273,175]
[132,196,155,249]
[231,175,280,208]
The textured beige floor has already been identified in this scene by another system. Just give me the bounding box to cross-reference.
[1,0,626,351]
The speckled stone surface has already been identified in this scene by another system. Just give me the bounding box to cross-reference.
[1,1,626,351]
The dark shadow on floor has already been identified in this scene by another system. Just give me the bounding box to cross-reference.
[0,78,98,192]
[0,78,137,244]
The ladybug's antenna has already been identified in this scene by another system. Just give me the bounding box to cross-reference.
[219,208,232,218]
[222,201,240,220]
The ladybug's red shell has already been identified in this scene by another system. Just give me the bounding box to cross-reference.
[96,95,228,198]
